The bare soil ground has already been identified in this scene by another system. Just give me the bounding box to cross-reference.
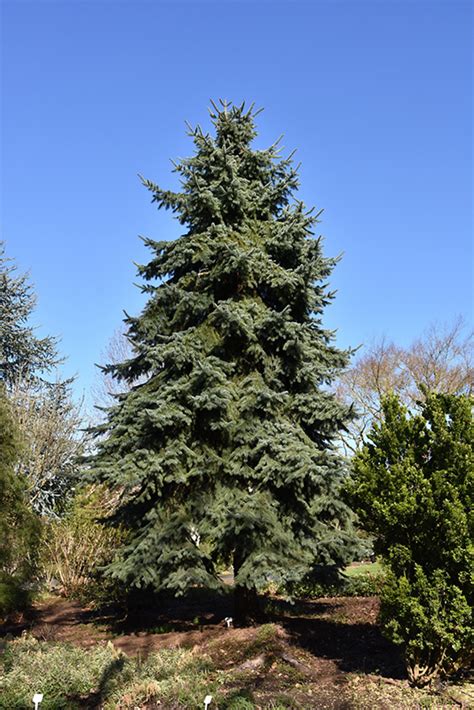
[1,593,473,709]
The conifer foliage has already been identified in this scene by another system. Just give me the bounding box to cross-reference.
[347,392,473,685]
[0,242,59,385]
[89,101,356,620]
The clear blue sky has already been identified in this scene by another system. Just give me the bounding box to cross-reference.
[2,0,472,405]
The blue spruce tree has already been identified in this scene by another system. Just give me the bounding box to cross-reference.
[89,101,357,622]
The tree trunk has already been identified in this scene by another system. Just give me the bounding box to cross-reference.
[233,549,262,626]
[234,584,262,625]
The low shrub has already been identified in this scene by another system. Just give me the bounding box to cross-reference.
[342,569,386,596]
[0,577,31,617]
[380,567,473,687]
[282,567,385,599]
[42,485,125,605]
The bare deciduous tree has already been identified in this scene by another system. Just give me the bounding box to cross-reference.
[90,327,136,417]
[11,375,86,515]
[337,317,473,454]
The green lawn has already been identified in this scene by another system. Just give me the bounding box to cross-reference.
[344,561,383,577]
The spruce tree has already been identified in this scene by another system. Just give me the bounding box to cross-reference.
[89,101,357,621]
[0,243,80,515]
[0,242,59,385]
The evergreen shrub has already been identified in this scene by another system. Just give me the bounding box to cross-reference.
[0,388,40,618]
[347,392,473,686]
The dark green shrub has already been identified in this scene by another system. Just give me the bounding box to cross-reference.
[0,577,31,616]
[347,392,473,686]
[380,566,472,686]
[0,389,41,619]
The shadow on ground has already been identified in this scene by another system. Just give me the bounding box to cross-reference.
[266,596,405,680]
[1,591,405,683]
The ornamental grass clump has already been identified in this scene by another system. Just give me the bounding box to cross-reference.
[0,635,115,709]
[0,635,216,710]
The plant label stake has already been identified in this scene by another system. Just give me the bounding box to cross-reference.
[204,694,213,709]
[32,693,43,710]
